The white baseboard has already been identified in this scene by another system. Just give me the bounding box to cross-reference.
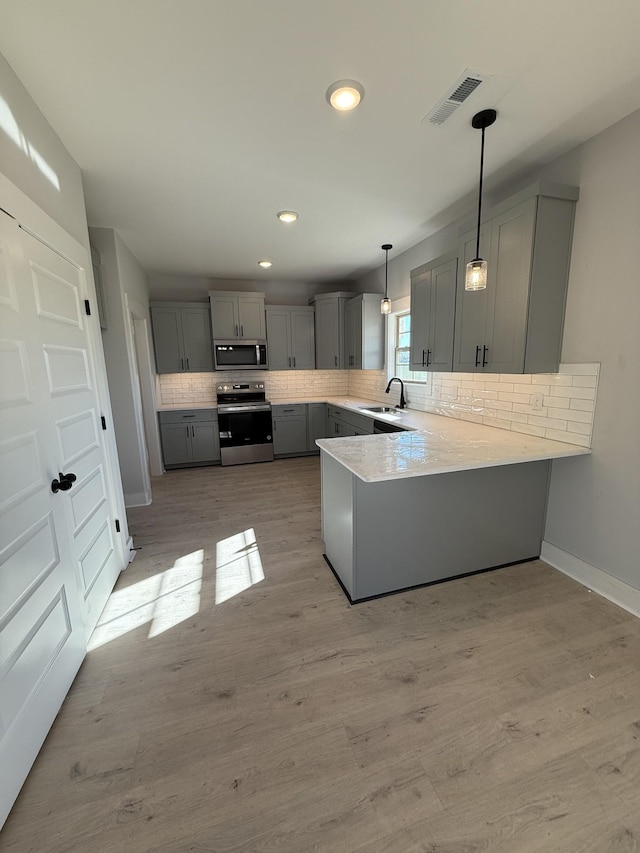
[124,492,151,508]
[541,541,640,619]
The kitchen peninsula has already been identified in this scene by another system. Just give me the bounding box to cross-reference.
[317,413,590,602]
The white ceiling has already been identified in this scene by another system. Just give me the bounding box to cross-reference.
[2,0,640,284]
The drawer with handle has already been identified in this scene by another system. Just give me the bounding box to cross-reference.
[158,409,217,424]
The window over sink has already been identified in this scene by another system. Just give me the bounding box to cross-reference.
[388,308,428,385]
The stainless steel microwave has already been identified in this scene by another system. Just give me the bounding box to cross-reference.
[213,340,268,370]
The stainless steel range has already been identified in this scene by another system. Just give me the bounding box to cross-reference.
[216,382,274,466]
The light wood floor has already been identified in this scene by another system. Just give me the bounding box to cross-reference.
[4,457,640,852]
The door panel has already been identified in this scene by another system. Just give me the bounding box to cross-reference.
[453,227,489,371]
[265,309,290,369]
[238,297,265,339]
[24,228,121,630]
[181,306,213,372]
[430,258,457,370]
[0,212,85,825]
[291,310,315,370]
[0,210,123,825]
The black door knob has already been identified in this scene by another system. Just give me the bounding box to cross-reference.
[51,472,77,494]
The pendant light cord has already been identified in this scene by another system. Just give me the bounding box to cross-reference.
[384,247,389,299]
[475,125,486,260]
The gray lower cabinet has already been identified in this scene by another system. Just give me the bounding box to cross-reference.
[410,253,457,371]
[307,403,327,451]
[158,409,220,468]
[453,184,577,374]
[265,306,315,370]
[326,405,375,437]
[272,404,308,456]
[150,303,213,374]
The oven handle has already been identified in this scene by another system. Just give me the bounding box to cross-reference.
[217,404,272,413]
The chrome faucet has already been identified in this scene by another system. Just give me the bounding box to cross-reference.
[385,376,406,409]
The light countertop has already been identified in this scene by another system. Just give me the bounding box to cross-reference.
[156,395,590,482]
[315,401,590,482]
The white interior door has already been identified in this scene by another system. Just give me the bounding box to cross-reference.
[0,208,123,826]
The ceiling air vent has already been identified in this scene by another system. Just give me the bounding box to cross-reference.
[423,70,491,125]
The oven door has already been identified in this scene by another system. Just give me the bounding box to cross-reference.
[218,405,274,465]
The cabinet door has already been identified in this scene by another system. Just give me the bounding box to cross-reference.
[307,403,327,450]
[410,271,432,370]
[238,296,266,339]
[151,305,184,373]
[428,258,457,371]
[181,306,213,372]
[273,415,308,455]
[191,421,220,463]
[210,295,239,339]
[290,310,315,369]
[266,309,291,369]
[345,300,364,369]
[484,198,536,373]
[161,423,192,466]
[453,225,490,372]
[315,298,342,369]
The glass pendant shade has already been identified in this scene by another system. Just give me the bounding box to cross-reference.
[380,297,391,314]
[465,258,488,291]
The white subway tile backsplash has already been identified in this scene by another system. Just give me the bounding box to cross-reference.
[158,363,599,449]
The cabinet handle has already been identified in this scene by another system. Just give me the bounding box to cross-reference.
[288,356,291,367]
[235,325,238,337]
[186,426,189,438]
[475,345,481,367]
[240,324,244,337]
[426,348,432,366]
[334,355,338,366]
[186,357,190,370]
[422,349,426,366]
[482,345,488,367]
[293,356,296,367]
[181,357,184,370]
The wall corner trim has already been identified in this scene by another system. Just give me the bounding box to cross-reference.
[541,541,640,620]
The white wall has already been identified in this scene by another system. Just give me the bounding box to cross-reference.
[0,54,89,247]
[541,110,640,590]
[0,51,130,544]
[90,227,162,505]
[148,273,360,305]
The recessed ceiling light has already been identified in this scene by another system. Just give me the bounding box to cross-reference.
[326,79,364,111]
[277,210,299,223]
[258,260,272,269]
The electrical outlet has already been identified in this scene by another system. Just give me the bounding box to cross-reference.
[531,394,544,412]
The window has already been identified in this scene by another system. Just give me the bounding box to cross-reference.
[392,312,427,383]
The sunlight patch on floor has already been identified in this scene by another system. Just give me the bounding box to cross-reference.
[215,528,264,604]
[87,549,203,651]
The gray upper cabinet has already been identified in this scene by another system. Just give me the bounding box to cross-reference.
[265,306,315,370]
[453,184,577,374]
[409,254,457,371]
[150,303,213,374]
[344,293,385,370]
[311,292,352,369]
[209,290,266,339]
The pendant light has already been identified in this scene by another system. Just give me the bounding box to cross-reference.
[465,109,497,292]
[380,243,392,314]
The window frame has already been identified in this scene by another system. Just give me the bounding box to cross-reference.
[385,297,431,388]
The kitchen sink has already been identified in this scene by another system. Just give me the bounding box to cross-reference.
[362,406,399,414]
